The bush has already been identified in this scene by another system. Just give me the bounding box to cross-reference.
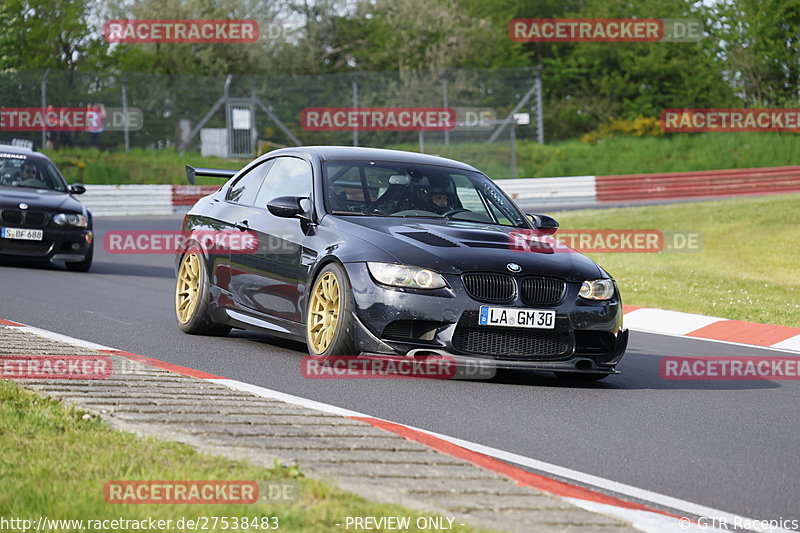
[581,116,663,144]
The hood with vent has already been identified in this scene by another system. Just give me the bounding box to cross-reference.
[330,216,605,282]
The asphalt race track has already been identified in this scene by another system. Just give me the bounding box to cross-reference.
[2,215,797,521]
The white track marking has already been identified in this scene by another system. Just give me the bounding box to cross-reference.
[631,328,800,355]
[771,334,800,353]
[566,499,724,532]
[211,378,363,417]
[625,308,723,335]
[624,307,800,355]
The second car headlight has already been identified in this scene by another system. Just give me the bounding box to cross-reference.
[53,213,88,228]
[579,279,615,300]
[367,262,446,290]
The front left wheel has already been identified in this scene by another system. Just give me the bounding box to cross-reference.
[175,249,231,336]
[306,263,356,358]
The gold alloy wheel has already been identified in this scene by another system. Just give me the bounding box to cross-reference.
[307,271,341,354]
[175,252,201,324]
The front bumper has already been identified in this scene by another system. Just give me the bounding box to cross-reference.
[0,227,93,263]
[343,262,627,373]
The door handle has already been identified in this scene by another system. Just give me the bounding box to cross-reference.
[234,220,249,231]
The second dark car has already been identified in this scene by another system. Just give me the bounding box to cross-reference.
[175,146,627,379]
[0,144,93,271]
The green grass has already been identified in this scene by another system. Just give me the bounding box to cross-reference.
[392,132,800,179]
[42,132,799,185]
[45,147,248,186]
[0,380,487,533]
[549,193,800,327]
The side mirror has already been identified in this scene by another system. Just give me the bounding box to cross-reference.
[69,183,86,195]
[527,213,559,235]
[267,196,306,218]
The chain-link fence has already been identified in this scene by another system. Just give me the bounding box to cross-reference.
[0,67,543,177]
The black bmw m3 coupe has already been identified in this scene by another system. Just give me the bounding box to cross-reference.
[175,146,627,379]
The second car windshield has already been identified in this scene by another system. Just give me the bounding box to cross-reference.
[322,160,527,228]
[0,154,67,192]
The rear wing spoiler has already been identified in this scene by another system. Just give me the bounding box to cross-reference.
[185,165,237,185]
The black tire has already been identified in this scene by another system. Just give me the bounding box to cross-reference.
[306,262,356,359]
[175,249,231,336]
[554,371,610,382]
[65,242,93,272]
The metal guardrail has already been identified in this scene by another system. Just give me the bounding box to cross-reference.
[82,185,173,216]
[496,176,596,207]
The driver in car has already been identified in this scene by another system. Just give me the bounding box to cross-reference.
[417,175,457,214]
[19,160,41,186]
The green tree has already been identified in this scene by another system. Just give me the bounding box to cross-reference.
[531,0,738,139]
[0,0,108,71]
[101,0,285,75]
[706,0,800,106]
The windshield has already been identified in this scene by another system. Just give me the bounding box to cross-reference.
[322,160,528,228]
[0,153,67,192]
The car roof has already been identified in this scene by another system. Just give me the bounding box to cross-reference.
[0,144,51,162]
[263,146,479,172]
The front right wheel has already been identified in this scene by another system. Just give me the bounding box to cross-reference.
[306,263,356,358]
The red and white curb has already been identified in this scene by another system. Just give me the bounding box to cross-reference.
[2,318,788,533]
[623,306,800,354]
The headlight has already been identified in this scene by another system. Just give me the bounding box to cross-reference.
[579,279,615,300]
[367,262,447,290]
[53,213,88,228]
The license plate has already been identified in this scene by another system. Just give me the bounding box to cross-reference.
[478,306,555,329]
[1,227,43,240]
